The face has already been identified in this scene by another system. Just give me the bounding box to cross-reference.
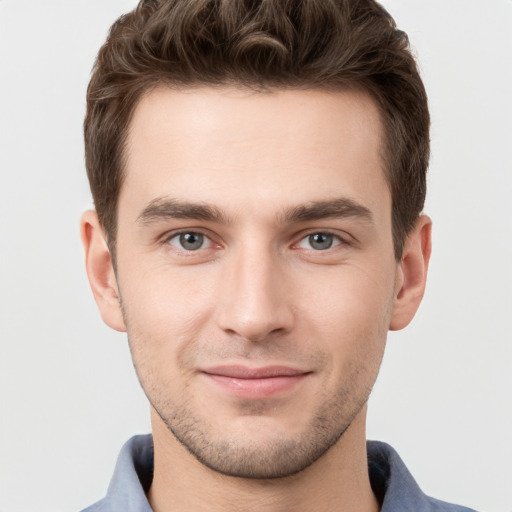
[112,87,401,478]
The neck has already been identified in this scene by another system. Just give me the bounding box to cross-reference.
[148,407,379,512]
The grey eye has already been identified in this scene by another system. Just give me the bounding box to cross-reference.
[169,232,206,251]
[297,232,341,251]
[308,233,334,250]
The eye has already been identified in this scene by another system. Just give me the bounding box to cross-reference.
[297,232,342,251]
[168,232,209,251]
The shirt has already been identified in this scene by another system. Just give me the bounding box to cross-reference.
[82,434,477,512]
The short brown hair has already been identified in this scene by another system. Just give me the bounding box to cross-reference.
[84,0,429,260]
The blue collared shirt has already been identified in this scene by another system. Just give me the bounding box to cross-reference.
[82,435,477,512]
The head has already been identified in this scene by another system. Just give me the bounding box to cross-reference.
[84,0,429,262]
[82,0,431,480]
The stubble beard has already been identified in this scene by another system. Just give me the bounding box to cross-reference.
[122,302,384,480]
[145,367,375,479]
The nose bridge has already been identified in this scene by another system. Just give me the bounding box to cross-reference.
[216,238,293,341]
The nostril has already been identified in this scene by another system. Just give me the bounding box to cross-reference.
[217,311,294,343]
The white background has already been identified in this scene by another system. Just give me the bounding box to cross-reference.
[0,1,511,511]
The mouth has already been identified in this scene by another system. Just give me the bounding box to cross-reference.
[200,365,311,399]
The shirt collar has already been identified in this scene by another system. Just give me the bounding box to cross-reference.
[84,434,474,512]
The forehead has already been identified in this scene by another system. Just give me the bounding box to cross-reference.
[121,86,389,222]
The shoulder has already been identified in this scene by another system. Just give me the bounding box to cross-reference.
[81,498,113,512]
[79,435,154,512]
[367,441,479,512]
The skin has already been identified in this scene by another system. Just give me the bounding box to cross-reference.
[81,87,431,512]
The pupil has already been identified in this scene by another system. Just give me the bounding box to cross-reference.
[180,232,203,250]
[310,233,332,250]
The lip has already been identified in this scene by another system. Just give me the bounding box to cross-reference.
[201,365,310,399]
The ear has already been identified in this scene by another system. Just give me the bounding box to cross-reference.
[389,215,432,331]
[80,210,126,332]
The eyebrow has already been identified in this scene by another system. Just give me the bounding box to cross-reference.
[283,198,373,224]
[136,196,373,226]
[137,197,228,225]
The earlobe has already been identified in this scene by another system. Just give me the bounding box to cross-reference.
[389,215,432,331]
[80,210,126,332]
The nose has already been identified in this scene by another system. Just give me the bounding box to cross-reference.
[215,246,295,342]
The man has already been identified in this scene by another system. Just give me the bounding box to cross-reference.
[79,1,476,511]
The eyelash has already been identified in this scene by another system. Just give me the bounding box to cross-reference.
[294,231,345,251]
[163,229,348,253]
[165,230,217,252]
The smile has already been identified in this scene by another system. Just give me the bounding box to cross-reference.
[201,365,311,399]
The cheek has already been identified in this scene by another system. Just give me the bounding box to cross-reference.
[303,276,391,403]
[296,262,395,353]
[122,260,217,325]
[118,263,220,374]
